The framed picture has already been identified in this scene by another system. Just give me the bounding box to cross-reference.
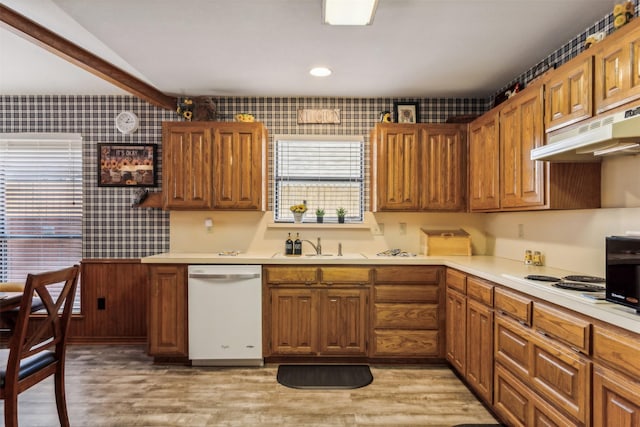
[394,101,420,124]
[98,143,157,187]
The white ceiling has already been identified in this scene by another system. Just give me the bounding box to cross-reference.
[0,0,614,100]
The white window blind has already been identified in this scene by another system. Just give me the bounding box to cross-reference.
[274,137,364,222]
[0,133,83,313]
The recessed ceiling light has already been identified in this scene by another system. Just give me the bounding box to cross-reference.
[323,0,378,26]
[310,67,332,77]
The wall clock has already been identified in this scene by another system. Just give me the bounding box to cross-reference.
[115,111,140,134]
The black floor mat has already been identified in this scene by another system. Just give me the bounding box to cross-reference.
[277,364,373,389]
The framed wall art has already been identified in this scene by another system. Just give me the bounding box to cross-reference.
[394,101,420,124]
[98,143,157,187]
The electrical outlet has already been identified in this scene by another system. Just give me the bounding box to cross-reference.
[399,222,407,235]
[517,224,524,238]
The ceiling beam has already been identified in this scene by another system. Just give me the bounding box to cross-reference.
[0,4,177,111]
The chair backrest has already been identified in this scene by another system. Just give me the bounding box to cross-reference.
[5,265,80,378]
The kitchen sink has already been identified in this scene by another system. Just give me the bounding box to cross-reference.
[271,252,368,259]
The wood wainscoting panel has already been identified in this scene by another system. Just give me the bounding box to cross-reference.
[70,259,148,344]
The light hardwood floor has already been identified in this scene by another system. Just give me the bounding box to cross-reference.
[2,345,499,426]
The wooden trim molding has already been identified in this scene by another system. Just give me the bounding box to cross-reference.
[0,4,176,111]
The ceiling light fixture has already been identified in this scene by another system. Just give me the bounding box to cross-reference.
[310,67,332,77]
[323,0,378,26]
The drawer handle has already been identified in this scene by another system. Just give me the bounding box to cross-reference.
[537,330,547,337]
[518,320,528,326]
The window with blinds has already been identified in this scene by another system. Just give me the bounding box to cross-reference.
[0,133,83,313]
[274,136,364,223]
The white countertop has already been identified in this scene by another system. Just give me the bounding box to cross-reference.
[142,252,640,334]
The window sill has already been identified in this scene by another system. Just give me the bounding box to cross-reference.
[267,222,371,230]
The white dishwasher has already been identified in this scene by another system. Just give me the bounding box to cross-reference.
[188,265,263,366]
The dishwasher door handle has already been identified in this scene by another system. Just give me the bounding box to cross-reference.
[188,273,261,280]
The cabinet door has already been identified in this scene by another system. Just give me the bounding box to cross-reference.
[421,125,467,211]
[445,287,466,374]
[593,364,640,427]
[318,288,368,355]
[212,123,265,210]
[545,54,593,132]
[500,84,545,209]
[466,299,494,403]
[270,288,316,355]
[371,124,420,211]
[469,112,500,211]
[595,24,640,113]
[148,265,188,357]
[163,124,212,209]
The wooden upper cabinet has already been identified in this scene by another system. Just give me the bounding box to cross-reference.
[595,20,640,114]
[371,124,420,211]
[420,125,467,211]
[212,123,266,210]
[544,53,593,132]
[162,121,266,211]
[163,123,213,209]
[500,81,545,209]
[371,123,466,212]
[469,110,500,211]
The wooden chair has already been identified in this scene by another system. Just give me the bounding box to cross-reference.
[0,265,80,427]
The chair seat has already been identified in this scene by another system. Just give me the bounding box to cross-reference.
[0,349,56,388]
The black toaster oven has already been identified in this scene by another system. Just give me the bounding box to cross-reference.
[606,236,640,313]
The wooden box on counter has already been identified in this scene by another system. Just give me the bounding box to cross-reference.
[421,229,471,256]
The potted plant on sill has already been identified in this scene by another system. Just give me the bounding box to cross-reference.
[315,208,325,223]
[336,207,347,223]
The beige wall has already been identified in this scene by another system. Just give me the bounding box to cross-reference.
[170,155,640,277]
[485,155,640,276]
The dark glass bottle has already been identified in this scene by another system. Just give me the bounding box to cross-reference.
[293,233,302,255]
[285,233,293,255]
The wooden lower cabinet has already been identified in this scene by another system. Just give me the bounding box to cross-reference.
[593,364,640,427]
[466,298,493,403]
[147,264,188,358]
[495,362,579,427]
[371,266,444,358]
[446,286,466,372]
[266,266,369,357]
[445,269,494,403]
[270,288,315,355]
[318,288,368,355]
[495,313,591,425]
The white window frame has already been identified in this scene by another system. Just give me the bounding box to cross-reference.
[0,133,83,313]
[273,135,365,223]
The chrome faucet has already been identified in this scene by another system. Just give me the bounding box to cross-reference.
[302,237,322,255]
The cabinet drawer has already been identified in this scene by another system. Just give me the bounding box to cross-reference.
[374,303,439,329]
[446,268,467,293]
[372,330,440,356]
[467,277,493,306]
[264,267,317,284]
[533,303,591,354]
[374,266,441,284]
[374,284,439,303]
[495,287,532,326]
[593,325,640,378]
[320,267,370,284]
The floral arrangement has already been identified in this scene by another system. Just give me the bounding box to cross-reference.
[614,1,635,29]
[290,202,308,214]
[176,97,194,121]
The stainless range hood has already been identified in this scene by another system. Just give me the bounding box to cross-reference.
[531,106,640,162]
